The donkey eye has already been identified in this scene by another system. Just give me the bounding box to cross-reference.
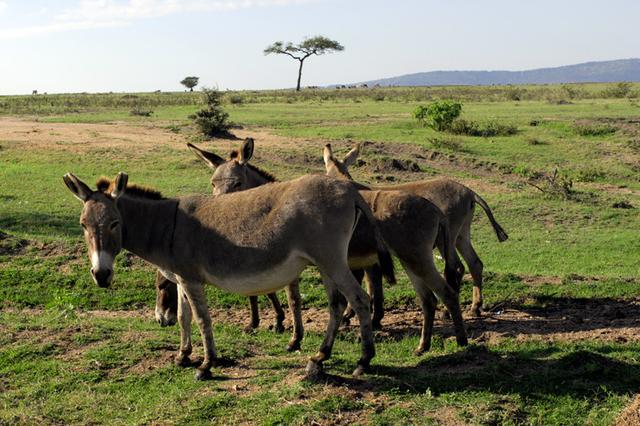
[109,221,120,230]
[232,181,242,189]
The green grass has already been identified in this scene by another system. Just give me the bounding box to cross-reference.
[0,311,638,425]
[2,83,640,424]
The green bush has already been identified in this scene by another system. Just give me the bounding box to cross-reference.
[129,105,153,116]
[573,122,616,137]
[428,137,463,151]
[190,88,233,138]
[413,100,462,131]
[601,82,632,98]
[449,118,517,137]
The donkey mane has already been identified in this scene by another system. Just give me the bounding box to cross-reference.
[96,177,165,200]
[228,150,277,182]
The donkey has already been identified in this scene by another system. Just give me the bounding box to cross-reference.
[156,140,394,335]
[64,171,379,380]
[156,139,468,354]
[326,143,509,317]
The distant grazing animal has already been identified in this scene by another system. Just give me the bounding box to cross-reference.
[326,143,509,317]
[32,90,37,95]
[64,171,380,380]
[155,140,468,355]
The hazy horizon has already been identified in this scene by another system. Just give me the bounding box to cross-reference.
[1,0,639,95]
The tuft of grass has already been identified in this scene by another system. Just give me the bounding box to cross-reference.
[449,118,518,137]
[573,121,617,137]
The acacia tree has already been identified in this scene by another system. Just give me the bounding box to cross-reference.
[264,36,344,91]
[180,76,199,91]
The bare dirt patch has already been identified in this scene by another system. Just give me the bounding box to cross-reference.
[616,394,640,426]
[0,117,187,155]
[75,295,640,345]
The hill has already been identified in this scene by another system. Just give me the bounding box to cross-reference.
[353,58,640,87]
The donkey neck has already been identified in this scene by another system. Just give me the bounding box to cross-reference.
[245,164,277,189]
[116,195,179,269]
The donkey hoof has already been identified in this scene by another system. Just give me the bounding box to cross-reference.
[286,341,301,352]
[414,345,429,356]
[372,321,383,331]
[175,354,192,368]
[352,364,368,377]
[195,368,213,381]
[469,306,482,318]
[457,336,469,347]
[304,360,323,379]
[274,323,285,334]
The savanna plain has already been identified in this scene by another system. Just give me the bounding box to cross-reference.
[1,84,640,425]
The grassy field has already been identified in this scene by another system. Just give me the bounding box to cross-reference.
[1,84,640,424]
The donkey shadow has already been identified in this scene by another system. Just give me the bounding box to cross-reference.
[317,344,640,400]
[372,296,640,344]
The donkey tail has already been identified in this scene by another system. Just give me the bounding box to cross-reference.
[353,194,395,284]
[436,217,461,292]
[472,192,509,242]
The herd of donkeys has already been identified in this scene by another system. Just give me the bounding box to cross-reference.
[62,138,508,380]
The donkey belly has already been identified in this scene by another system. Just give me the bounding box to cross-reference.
[201,252,309,296]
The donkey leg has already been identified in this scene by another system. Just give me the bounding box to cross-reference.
[247,296,260,331]
[305,279,347,378]
[457,228,484,317]
[267,292,286,334]
[179,280,217,381]
[175,285,193,367]
[342,268,364,326]
[402,266,438,355]
[426,265,468,347]
[326,267,375,377]
[364,265,384,330]
[285,279,304,352]
[403,252,468,350]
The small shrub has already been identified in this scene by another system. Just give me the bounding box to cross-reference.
[573,121,616,137]
[512,164,541,179]
[413,100,462,131]
[372,92,385,102]
[529,119,540,127]
[526,137,547,146]
[428,137,463,151]
[449,119,517,137]
[129,106,153,117]
[612,200,634,209]
[601,82,632,98]
[528,168,576,200]
[227,94,244,105]
[575,168,605,182]
[190,88,233,138]
[505,86,525,101]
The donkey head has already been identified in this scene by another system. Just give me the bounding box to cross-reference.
[188,138,271,195]
[323,143,361,180]
[63,172,128,288]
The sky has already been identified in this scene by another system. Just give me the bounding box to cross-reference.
[0,0,639,94]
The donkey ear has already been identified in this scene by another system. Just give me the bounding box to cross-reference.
[111,172,128,199]
[238,138,254,165]
[343,143,361,167]
[63,173,93,202]
[187,143,225,169]
[323,144,336,168]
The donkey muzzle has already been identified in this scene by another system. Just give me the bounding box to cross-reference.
[91,268,113,288]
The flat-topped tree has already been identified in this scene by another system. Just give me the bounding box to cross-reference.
[264,36,344,91]
[180,76,199,91]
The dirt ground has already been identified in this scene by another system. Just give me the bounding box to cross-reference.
[0,117,511,194]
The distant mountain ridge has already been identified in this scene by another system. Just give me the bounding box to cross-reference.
[351,59,640,87]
